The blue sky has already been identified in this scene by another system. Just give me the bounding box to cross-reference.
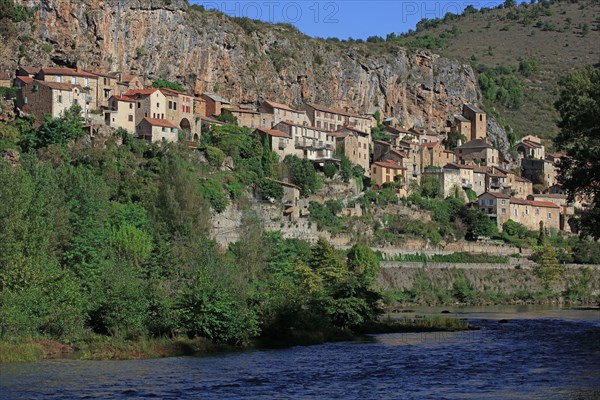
[191,1,506,39]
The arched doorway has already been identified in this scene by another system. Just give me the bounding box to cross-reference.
[180,118,192,140]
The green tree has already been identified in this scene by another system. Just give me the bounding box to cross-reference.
[346,244,380,287]
[309,238,347,284]
[533,242,563,286]
[553,65,600,239]
[420,174,441,198]
[152,79,186,93]
[22,104,84,149]
[284,155,319,196]
[444,130,466,150]
[323,163,337,179]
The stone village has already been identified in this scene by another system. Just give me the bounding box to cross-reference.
[0,66,583,235]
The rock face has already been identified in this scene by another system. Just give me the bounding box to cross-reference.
[2,0,485,131]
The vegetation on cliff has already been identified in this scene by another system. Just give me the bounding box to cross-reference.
[0,109,385,357]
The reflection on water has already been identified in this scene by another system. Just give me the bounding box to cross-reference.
[1,307,599,400]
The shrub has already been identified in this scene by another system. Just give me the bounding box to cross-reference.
[205,146,225,168]
[257,178,283,200]
[323,163,337,179]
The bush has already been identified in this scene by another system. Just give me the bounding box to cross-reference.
[257,178,283,200]
[323,163,337,179]
[205,146,225,168]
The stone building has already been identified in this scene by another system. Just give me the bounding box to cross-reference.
[259,100,310,128]
[104,95,136,133]
[455,138,500,167]
[330,127,371,175]
[370,160,406,187]
[462,103,486,141]
[272,121,335,161]
[477,192,560,231]
[136,117,179,143]
[302,103,372,133]
[16,80,86,126]
[200,93,231,117]
[420,141,455,170]
[222,108,261,129]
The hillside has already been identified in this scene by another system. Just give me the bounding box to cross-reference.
[392,0,600,144]
[1,0,482,133]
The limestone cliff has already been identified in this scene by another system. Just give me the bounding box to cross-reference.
[4,0,484,132]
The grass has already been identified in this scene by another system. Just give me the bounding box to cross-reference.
[0,343,44,363]
[361,315,477,334]
[388,252,509,264]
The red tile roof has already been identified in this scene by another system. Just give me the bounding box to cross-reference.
[372,160,406,169]
[142,117,177,128]
[111,95,136,102]
[16,76,34,84]
[19,66,39,75]
[257,128,290,138]
[445,162,474,170]
[33,79,80,91]
[124,88,159,96]
[529,200,560,208]
[119,74,138,83]
[40,67,98,78]
[264,100,306,113]
[160,88,189,97]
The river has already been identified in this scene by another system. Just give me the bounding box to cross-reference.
[1,306,599,399]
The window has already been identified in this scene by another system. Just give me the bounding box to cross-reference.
[501,208,506,215]
[128,115,133,122]
[536,209,540,216]
[548,212,552,219]
[56,76,62,83]
[71,77,76,85]
[174,102,177,110]
[479,115,482,122]
[514,209,518,216]
[84,78,89,86]
[501,199,506,205]
[24,97,27,104]
[58,95,62,103]
[137,102,141,108]
[129,103,133,109]
[373,167,377,174]
[156,102,160,108]
[162,127,166,132]
[525,208,529,215]
[168,101,172,110]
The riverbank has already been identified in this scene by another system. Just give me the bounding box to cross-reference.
[379,263,600,307]
[0,315,477,364]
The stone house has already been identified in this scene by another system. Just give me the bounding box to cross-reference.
[256,127,296,161]
[373,140,409,169]
[423,168,463,199]
[222,108,261,129]
[302,103,372,133]
[16,80,86,126]
[370,160,406,187]
[116,74,144,95]
[472,166,488,196]
[93,71,120,107]
[124,88,167,126]
[455,138,500,167]
[462,103,486,141]
[136,117,179,143]
[16,66,39,79]
[521,158,557,190]
[280,180,301,221]
[330,127,371,174]
[410,128,442,145]
[527,193,573,230]
[420,141,454,170]
[34,67,99,112]
[200,93,231,117]
[444,163,475,192]
[14,76,34,87]
[273,121,336,161]
[161,88,194,135]
[514,134,545,161]
[259,100,310,129]
[104,95,136,133]
[477,192,560,231]
[451,114,471,140]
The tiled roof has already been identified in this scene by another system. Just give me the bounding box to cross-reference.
[521,139,543,149]
[457,138,492,149]
[372,160,405,169]
[445,162,474,170]
[119,74,138,83]
[257,128,290,138]
[480,191,510,199]
[530,200,560,208]
[124,88,159,96]
[389,149,407,158]
[264,100,305,113]
[111,95,136,102]
[514,175,531,183]
[19,66,39,74]
[40,67,98,78]
[464,103,484,114]
[160,88,189,97]
[16,76,33,84]
[142,117,177,128]
[454,114,469,122]
[33,79,81,91]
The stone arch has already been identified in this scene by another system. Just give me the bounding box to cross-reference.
[180,117,192,139]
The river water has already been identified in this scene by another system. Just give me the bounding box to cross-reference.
[1,306,599,399]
